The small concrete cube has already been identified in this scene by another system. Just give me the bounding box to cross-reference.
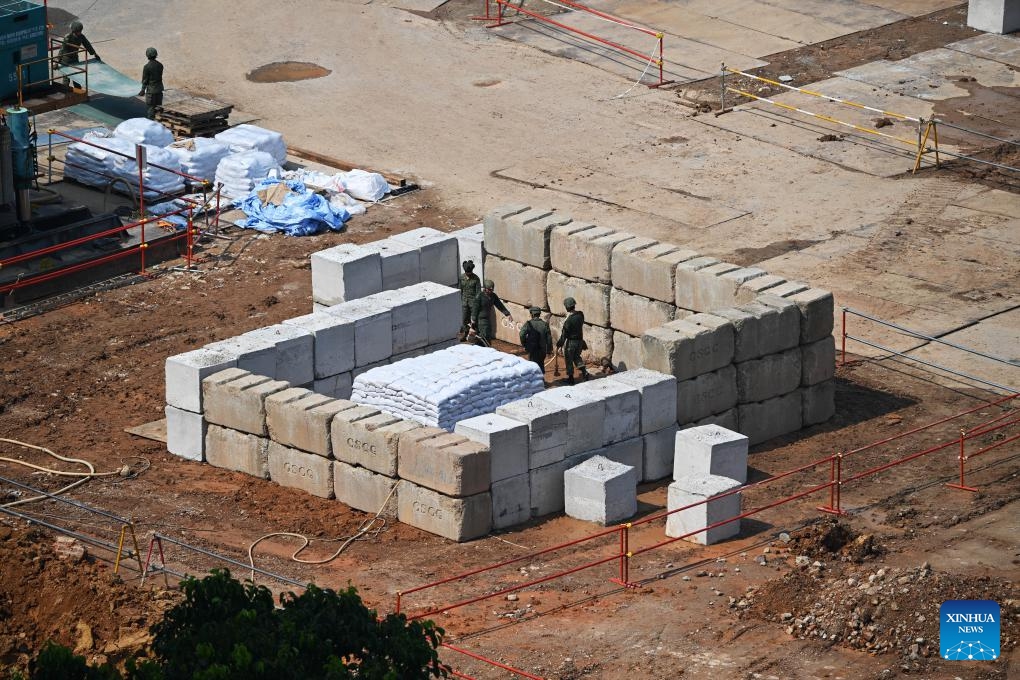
[496,398,569,468]
[282,312,356,378]
[203,368,290,435]
[165,347,238,413]
[205,425,269,478]
[324,297,393,367]
[455,413,529,483]
[676,364,737,424]
[535,385,606,456]
[546,271,610,326]
[242,324,315,387]
[611,331,643,371]
[333,461,398,517]
[311,244,382,305]
[361,237,421,290]
[667,475,743,545]
[642,424,679,482]
[398,430,490,498]
[397,479,492,542]
[404,281,461,344]
[607,369,677,434]
[673,424,749,483]
[165,405,207,461]
[485,255,548,309]
[573,438,644,481]
[736,390,803,446]
[392,227,459,286]
[609,287,677,337]
[565,455,637,525]
[265,389,353,457]
[801,382,835,426]
[612,243,699,303]
[735,347,802,403]
[267,441,334,499]
[451,223,486,281]
[574,379,640,445]
[491,473,531,530]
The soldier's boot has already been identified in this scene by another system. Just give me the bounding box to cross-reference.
[580,368,591,381]
[567,374,575,386]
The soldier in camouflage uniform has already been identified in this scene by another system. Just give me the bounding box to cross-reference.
[519,306,552,372]
[470,279,513,345]
[138,47,164,120]
[555,297,590,385]
[458,260,481,340]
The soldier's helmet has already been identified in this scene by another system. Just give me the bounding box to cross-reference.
[462,260,474,272]
[71,21,83,33]
[563,297,576,310]
[529,306,541,316]
[146,47,158,59]
[483,279,495,290]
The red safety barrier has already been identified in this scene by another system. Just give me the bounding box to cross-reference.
[477,0,671,88]
[442,643,545,680]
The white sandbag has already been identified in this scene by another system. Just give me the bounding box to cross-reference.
[340,169,390,202]
[64,130,134,187]
[113,118,174,147]
[167,138,230,183]
[111,144,184,199]
[215,124,287,164]
[214,150,282,199]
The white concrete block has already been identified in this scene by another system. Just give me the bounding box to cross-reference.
[609,287,677,337]
[205,425,269,478]
[546,271,610,326]
[404,281,461,344]
[737,273,786,299]
[529,458,572,517]
[641,316,734,380]
[482,204,531,262]
[397,479,492,542]
[325,297,393,366]
[736,390,802,446]
[267,441,334,499]
[367,288,429,354]
[452,223,486,282]
[242,324,315,387]
[333,461,398,517]
[565,455,637,525]
[205,335,276,381]
[572,437,644,482]
[491,473,530,530]
[611,331,643,371]
[549,224,623,283]
[266,390,351,457]
[667,475,742,545]
[642,424,679,482]
[165,405,207,461]
[607,369,677,434]
[203,369,290,435]
[496,398,569,468]
[574,379,640,445]
[672,256,721,311]
[676,364,737,424]
[282,312,356,378]
[311,244,382,305]
[681,263,763,312]
[691,408,739,432]
[165,347,239,413]
[333,408,419,476]
[535,385,605,456]
[487,206,572,269]
[361,238,421,290]
[673,425,748,483]
[735,347,802,404]
[485,255,548,309]
[398,429,490,498]
[455,413,530,483]
[313,372,353,399]
[392,227,459,286]
[612,243,699,303]
[968,0,1020,33]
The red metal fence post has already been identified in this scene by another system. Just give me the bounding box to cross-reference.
[817,453,845,515]
[841,308,847,366]
[946,428,978,492]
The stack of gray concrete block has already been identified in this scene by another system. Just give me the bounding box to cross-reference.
[667,425,748,545]
[565,455,637,525]
[482,204,836,446]
[451,223,485,281]
[165,282,460,461]
[311,227,459,307]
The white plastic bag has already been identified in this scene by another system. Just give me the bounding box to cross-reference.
[340,169,390,202]
[113,118,174,147]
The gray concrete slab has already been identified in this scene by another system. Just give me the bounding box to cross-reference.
[948,33,1020,68]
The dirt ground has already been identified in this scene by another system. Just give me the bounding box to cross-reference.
[2,3,1019,679]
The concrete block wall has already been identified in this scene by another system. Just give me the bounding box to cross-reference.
[482,204,835,445]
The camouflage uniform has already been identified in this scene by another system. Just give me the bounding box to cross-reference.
[458,270,481,338]
[556,299,589,383]
[138,49,164,120]
[471,281,511,343]
[519,308,552,371]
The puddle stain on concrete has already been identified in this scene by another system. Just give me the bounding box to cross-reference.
[246,62,332,83]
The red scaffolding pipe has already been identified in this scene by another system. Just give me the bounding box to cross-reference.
[442,643,545,680]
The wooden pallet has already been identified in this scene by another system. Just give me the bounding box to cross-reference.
[156,95,234,138]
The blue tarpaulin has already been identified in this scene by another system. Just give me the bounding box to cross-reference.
[234,178,350,235]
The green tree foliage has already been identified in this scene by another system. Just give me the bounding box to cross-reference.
[29,570,448,680]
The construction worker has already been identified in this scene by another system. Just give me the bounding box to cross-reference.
[519,306,552,372]
[556,297,590,385]
[58,21,100,66]
[470,279,512,345]
[458,260,481,341]
[138,47,164,120]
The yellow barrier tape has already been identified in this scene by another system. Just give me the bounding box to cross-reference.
[725,87,920,147]
[722,67,920,123]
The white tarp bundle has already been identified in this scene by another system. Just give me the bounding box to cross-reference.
[111,144,184,198]
[340,169,390,202]
[64,129,133,187]
[215,124,287,164]
[352,344,544,431]
[214,150,282,199]
[167,138,230,183]
[113,118,175,147]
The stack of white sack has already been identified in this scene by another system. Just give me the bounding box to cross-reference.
[214,151,282,199]
[113,118,175,147]
[111,144,184,198]
[215,124,287,164]
[63,130,134,187]
[339,169,390,202]
[167,138,230,183]
[351,344,544,431]
[283,168,367,216]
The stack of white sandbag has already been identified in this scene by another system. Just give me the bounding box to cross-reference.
[215,124,286,164]
[113,118,175,147]
[110,144,184,198]
[63,130,134,187]
[167,138,230,183]
[214,150,282,199]
[351,344,544,431]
